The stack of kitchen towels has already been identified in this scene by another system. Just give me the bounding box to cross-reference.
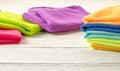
[80,5,120,52]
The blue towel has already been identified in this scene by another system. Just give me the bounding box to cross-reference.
[80,23,120,33]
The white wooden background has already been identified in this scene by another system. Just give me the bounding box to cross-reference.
[0,0,120,71]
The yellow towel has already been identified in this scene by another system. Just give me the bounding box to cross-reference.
[83,5,120,25]
[91,43,120,52]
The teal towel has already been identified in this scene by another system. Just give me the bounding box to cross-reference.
[85,30,120,40]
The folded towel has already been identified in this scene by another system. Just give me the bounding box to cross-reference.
[87,38,120,48]
[0,12,42,36]
[86,30,120,36]
[23,5,89,32]
[83,5,120,25]
[80,23,120,33]
[0,29,22,44]
[85,30,120,40]
[91,43,120,52]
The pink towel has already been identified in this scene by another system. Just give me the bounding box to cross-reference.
[0,29,22,44]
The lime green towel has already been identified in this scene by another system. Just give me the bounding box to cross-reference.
[87,38,120,48]
[0,12,42,36]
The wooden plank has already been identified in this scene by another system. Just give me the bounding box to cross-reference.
[0,48,119,63]
[0,63,120,71]
[0,32,88,48]
[0,39,88,48]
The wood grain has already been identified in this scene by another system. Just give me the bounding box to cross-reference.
[0,63,120,71]
[0,48,119,63]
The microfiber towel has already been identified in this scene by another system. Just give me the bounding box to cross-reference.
[23,5,89,32]
[0,29,22,44]
[0,12,42,36]
[85,30,120,40]
[87,38,120,48]
[80,23,120,33]
[91,43,120,52]
[83,5,120,24]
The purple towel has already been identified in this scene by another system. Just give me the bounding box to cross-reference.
[23,6,89,32]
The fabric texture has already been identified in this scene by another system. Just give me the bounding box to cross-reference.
[87,38,120,48]
[85,30,120,40]
[23,5,89,32]
[83,5,120,24]
[0,29,22,44]
[86,30,120,36]
[0,12,42,36]
[81,5,120,52]
[80,23,120,33]
[91,43,120,52]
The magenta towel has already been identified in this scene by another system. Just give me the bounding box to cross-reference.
[0,29,22,44]
[23,6,89,32]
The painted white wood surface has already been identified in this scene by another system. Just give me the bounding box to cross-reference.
[0,0,120,71]
[0,31,88,48]
[0,47,120,63]
[0,63,120,71]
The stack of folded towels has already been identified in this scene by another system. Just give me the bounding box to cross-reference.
[80,5,120,52]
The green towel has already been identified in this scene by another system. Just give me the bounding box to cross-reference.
[0,12,42,36]
[87,38,120,48]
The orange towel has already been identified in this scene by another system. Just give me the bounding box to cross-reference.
[91,43,120,52]
[83,5,120,25]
